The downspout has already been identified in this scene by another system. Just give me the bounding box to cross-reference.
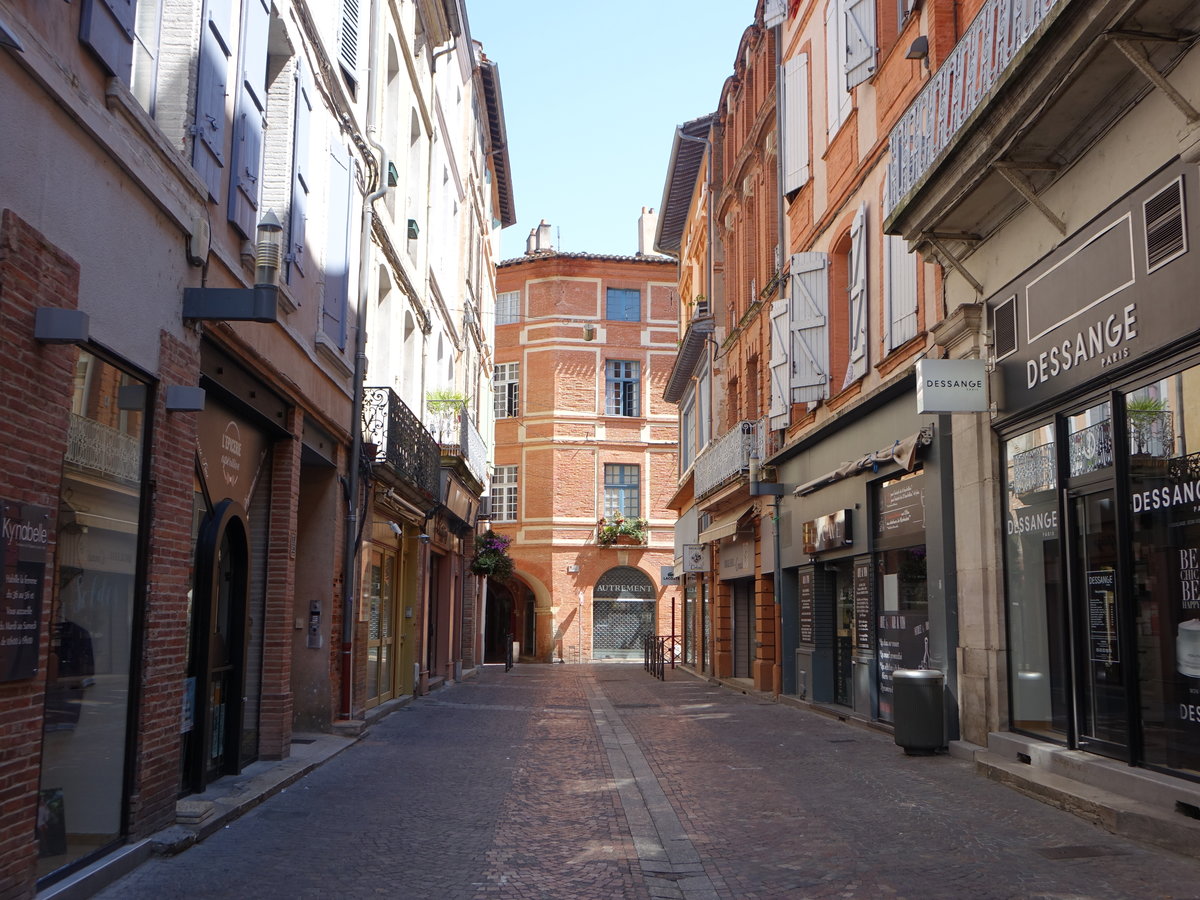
[341,0,388,720]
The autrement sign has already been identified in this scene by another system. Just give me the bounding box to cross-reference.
[916,359,988,414]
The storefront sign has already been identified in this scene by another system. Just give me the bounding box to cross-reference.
[1,500,49,681]
[197,405,268,511]
[660,567,680,586]
[876,613,930,722]
[594,566,655,599]
[682,543,709,573]
[802,509,851,554]
[915,359,988,413]
[798,568,815,644]
[854,559,873,654]
[719,538,754,579]
[877,474,925,550]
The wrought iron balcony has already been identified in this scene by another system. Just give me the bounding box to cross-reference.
[426,401,488,487]
[363,387,440,499]
[693,418,766,500]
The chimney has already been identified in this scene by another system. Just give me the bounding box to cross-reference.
[525,220,554,255]
[525,228,537,255]
[637,207,658,256]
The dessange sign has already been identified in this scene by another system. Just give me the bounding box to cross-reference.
[916,359,988,414]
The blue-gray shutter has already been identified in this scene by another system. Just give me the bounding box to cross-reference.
[324,141,352,350]
[790,252,830,403]
[227,0,269,238]
[781,53,810,194]
[193,0,233,201]
[79,0,135,78]
[340,0,360,85]
[844,203,868,388]
[769,298,791,429]
[288,59,312,282]
[844,0,877,88]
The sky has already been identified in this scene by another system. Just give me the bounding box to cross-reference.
[467,2,759,261]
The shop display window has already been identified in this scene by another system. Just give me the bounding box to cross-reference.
[1003,424,1069,740]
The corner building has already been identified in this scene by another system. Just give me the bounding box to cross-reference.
[490,223,681,665]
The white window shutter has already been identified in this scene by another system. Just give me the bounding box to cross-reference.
[340,0,360,83]
[764,0,787,28]
[790,253,830,403]
[782,54,810,194]
[884,235,918,351]
[844,204,868,388]
[769,299,791,429]
[844,0,877,88]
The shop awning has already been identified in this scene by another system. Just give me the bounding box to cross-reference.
[698,504,754,543]
[793,427,932,497]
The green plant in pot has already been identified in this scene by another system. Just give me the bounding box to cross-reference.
[596,515,648,546]
[470,529,514,580]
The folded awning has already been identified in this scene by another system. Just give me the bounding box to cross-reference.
[794,427,932,497]
[698,503,755,543]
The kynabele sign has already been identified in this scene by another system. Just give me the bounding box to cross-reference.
[916,359,988,414]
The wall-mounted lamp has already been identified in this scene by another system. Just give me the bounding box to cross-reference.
[182,211,283,323]
[165,386,206,411]
[905,35,930,67]
[34,308,90,344]
[582,323,597,341]
[418,532,432,544]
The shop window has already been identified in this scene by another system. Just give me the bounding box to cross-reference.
[1003,423,1068,741]
[1127,366,1200,778]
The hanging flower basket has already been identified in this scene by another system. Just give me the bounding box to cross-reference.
[596,515,648,547]
[470,529,514,580]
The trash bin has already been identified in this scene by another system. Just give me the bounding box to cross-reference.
[892,669,944,755]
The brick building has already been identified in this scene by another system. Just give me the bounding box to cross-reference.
[489,219,680,665]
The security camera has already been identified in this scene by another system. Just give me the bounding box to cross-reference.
[388,522,402,536]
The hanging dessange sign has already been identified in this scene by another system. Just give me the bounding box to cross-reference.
[2,500,50,682]
[916,359,988,414]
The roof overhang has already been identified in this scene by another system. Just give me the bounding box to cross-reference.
[884,0,1200,260]
[479,59,516,228]
[654,115,714,256]
[663,315,715,403]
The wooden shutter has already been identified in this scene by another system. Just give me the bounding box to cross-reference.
[844,204,868,388]
[288,59,312,282]
[340,0,360,84]
[790,253,830,403]
[769,299,791,429]
[79,0,135,78]
[781,54,810,194]
[324,141,353,351]
[192,0,233,200]
[844,0,877,88]
[228,0,269,237]
[824,0,850,135]
[764,0,787,28]
[884,231,917,351]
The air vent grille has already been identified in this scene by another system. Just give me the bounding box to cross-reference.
[1144,177,1186,273]
[992,295,1017,360]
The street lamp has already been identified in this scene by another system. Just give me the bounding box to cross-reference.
[183,211,284,323]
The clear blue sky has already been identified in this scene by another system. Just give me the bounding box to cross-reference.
[468,2,758,261]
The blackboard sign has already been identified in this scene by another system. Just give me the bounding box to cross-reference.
[798,567,815,644]
[2,500,49,682]
[854,558,872,653]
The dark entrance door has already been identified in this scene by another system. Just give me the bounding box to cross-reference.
[732,580,754,678]
[1068,487,1129,759]
[186,500,251,792]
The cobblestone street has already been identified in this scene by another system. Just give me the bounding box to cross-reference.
[95,664,1200,900]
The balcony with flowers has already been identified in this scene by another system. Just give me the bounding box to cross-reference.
[596,515,648,547]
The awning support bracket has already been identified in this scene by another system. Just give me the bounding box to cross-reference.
[922,234,985,296]
[1107,35,1200,124]
[993,161,1066,235]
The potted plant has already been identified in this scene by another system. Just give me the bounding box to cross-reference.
[596,515,648,547]
[469,530,514,580]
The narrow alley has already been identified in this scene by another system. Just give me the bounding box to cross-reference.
[90,665,1200,900]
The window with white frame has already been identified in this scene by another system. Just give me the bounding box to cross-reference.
[603,464,640,519]
[605,361,640,417]
[605,288,641,322]
[494,362,519,419]
[497,291,520,325]
[492,465,518,522]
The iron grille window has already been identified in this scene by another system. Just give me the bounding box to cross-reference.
[605,361,640,417]
[604,464,640,518]
[494,362,519,419]
[497,290,520,326]
[492,465,518,522]
[605,288,641,322]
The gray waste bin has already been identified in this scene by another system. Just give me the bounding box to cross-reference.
[892,669,944,755]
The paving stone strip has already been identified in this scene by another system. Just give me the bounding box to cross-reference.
[586,680,727,900]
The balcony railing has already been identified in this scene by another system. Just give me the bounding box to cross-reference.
[426,401,487,486]
[884,0,1061,218]
[363,387,440,498]
[694,418,766,500]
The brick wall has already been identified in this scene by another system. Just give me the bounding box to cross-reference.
[0,210,80,900]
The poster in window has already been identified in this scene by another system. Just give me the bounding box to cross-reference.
[1,500,49,682]
[853,558,872,653]
[798,568,814,644]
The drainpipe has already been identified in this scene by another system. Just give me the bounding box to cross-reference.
[341,0,389,720]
